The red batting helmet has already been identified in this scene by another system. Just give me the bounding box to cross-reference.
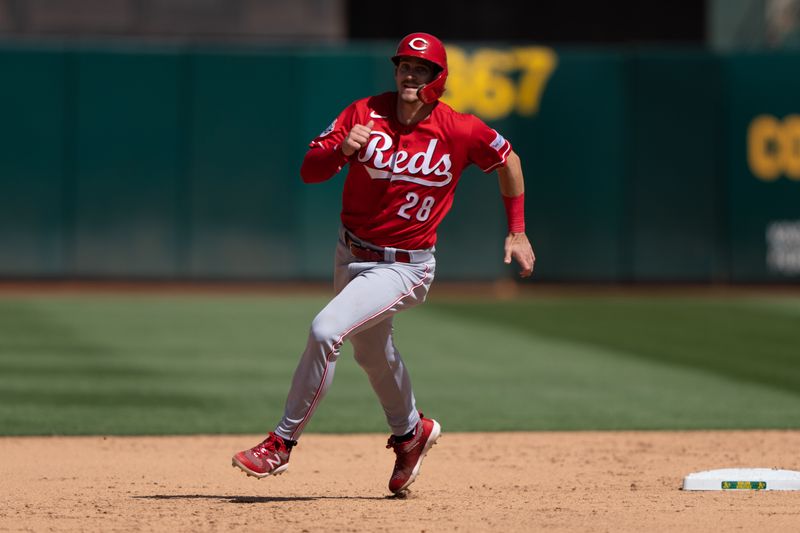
[391,32,448,104]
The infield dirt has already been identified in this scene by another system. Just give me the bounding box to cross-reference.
[2,430,800,532]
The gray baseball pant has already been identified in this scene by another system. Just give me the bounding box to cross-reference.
[275,227,436,441]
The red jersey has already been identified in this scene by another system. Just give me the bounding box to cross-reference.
[301,92,512,250]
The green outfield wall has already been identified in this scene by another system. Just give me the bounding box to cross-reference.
[1,42,799,282]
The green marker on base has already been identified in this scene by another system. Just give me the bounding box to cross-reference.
[721,481,767,490]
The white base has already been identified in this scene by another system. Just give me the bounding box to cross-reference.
[683,468,800,491]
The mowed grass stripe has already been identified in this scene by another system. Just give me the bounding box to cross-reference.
[0,294,798,435]
[427,297,800,395]
[397,303,800,431]
[0,296,325,435]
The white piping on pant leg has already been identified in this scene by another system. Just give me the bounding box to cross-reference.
[289,264,431,440]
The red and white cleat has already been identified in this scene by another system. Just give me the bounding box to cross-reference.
[232,432,296,478]
[386,413,441,494]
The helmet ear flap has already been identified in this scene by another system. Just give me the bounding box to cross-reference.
[417,66,448,104]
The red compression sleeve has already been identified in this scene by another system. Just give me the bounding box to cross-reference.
[300,144,350,183]
[502,193,526,233]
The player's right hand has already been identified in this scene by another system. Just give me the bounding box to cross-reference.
[341,120,374,156]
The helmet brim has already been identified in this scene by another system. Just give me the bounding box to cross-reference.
[391,55,443,74]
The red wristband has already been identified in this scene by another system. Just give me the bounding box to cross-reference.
[502,193,526,233]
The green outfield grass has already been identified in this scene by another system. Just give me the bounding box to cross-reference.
[1,292,799,435]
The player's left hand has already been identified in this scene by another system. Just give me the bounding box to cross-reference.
[504,232,535,278]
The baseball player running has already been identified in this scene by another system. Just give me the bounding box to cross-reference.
[233,32,535,495]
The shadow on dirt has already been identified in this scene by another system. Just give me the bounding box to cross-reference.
[135,493,393,503]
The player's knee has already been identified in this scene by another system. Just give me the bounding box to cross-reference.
[309,312,341,347]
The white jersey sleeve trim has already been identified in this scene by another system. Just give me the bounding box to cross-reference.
[481,139,512,173]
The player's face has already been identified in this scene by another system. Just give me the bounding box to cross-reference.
[395,58,436,103]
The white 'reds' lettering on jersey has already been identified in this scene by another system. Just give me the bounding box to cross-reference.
[359,132,453,187]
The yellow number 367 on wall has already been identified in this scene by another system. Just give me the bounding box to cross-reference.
[441,46,558,122]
